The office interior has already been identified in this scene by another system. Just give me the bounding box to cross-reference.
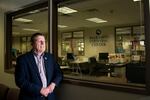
[1,0,150,100]
[57,0,146,87]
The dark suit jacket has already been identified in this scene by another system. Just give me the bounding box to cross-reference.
[15,51,63,100]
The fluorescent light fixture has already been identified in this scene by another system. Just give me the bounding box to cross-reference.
[133,0,141,1]
[14,18,32,22]
[58,25,68,28]
[86,17,107,23]
[23,28,39,32]
[58,7,78,14]
[29,10,40,14]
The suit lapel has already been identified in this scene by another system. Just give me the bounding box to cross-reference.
[27,52,41,80]
[44,53,51,83]
[44,54,49,78]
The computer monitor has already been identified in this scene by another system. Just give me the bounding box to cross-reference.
[99,53,109,62]
[67,53,75,61]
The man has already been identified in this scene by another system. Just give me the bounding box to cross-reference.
[15,33,63,100]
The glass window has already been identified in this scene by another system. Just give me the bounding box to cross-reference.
[9,5,48,72]
[58,0,145,87]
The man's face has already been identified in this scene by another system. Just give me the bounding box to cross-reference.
[33,35,46,53]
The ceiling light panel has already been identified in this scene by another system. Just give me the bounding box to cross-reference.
[23,28,39,32]
[58,7,78,14]
[58,25,68,28]
[14,18,32,22]
[29,10,40,14]
[86,17,107,23]
[133,0,141,2]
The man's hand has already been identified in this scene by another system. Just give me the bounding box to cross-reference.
[47,82,56,94]
[40,83,56,97]
[40,87,50,97]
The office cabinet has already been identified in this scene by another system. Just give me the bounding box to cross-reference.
[115,26,145,62]
[126,62,145,84]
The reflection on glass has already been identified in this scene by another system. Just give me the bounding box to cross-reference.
[11,7,48,71]
[58,0,145,87]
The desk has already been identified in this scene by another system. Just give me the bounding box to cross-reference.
[60,66,70,69]
[69,60,87,76]
[106,63,127,67]
[106,63,127,77]
[60,66,72,74]
[97,62,127,77]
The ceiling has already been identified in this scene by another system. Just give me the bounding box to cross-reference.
[58,0,143,30]
[2,0,144,36]
[0,0,40,12]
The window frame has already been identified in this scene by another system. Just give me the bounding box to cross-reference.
[4,0,150,95]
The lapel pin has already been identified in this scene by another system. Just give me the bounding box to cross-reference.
[44,57,47,60]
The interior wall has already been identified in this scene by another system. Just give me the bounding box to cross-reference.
[12,37,21,51]
[56,83,147,100]
[58,26,115,59]
[84,26,115,58]
[0,12,16,88]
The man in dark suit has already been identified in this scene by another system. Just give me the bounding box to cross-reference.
[15,33,63,100]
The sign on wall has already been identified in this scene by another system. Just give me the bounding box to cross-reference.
[89,35,108,46]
